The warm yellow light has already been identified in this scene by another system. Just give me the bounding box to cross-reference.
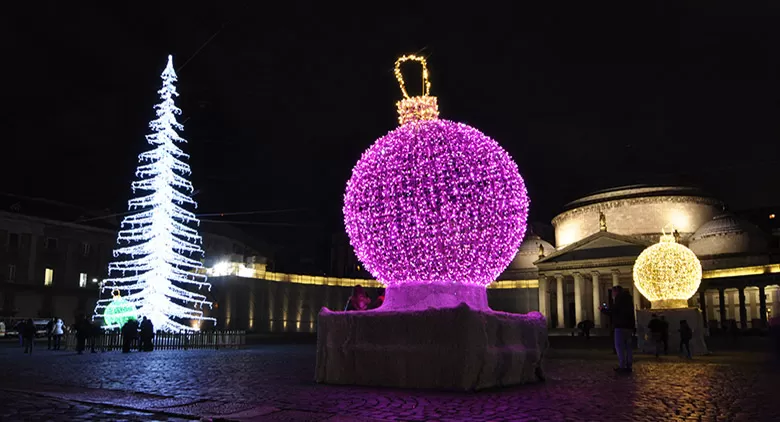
[633,232,702,309]
[44,268,54,286]
[703,263,780,279]
[770,214,776,219]
[210,261,231,277]
[487,279,539,289]
[394,54,439,125]
[237,265,255,278]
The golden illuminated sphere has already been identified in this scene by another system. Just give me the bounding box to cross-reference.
[633,234,702,309]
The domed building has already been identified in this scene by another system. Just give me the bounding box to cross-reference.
[505,234,556,274]
[688,214,767,257]
[487,230,556,313]
[490,185,780,333]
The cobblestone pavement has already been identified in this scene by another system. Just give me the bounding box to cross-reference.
[0,389,196,421]
[0,342,778,421]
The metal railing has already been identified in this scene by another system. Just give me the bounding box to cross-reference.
[63,330,246,351]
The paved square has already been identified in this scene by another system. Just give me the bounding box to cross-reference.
[0,342,777,421]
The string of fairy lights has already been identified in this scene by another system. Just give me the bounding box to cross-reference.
[343,55,529,290]
[394,55,440,125]
[94,56,215,332]
[633,228,703,309]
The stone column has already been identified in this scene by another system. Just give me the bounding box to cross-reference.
[573,273,583,325]
[699,289,707,328]
[737,287,747,330]
[632,283,641,311]
[27,234,37,283]
[611,270,620,287]
[556,274,565,328]
[738,288,747,329]
[759,285,768,328]
[538,276,549,325]
[752,288,760,326]
[707,291,717,322]
[592,272,601,328]
[718,288,726,329]
[773,287,780,317]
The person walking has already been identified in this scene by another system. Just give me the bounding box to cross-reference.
[22,319,36,354]
[660,315,669,355]
[52,318,64,350]
[679,320,693,359]
[14,320,25,347]
[74,315,90,354]
[139,317,155,352]
[600,285,636,373]
[45,318,55,350]
[121,319,139,353]
[648,314,664,358]
[88,319,102,353]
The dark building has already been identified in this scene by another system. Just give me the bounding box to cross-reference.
[0,193,265,321]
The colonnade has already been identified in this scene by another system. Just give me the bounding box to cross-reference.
[538,269,643,328]
[700,285,780,329]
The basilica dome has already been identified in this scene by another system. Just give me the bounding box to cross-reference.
[552,185,722,248]
[508,235,556,270]
[688,214,767,256]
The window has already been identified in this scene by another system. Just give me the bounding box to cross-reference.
[45,238,58,250]
[8,265,15,281]
[82,243,91,256]
[79,273,87,288]
[44,268,54,286]
[7,233,18,250]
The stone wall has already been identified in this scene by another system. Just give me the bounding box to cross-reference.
[208,276,539,333]
[0,274,540,332]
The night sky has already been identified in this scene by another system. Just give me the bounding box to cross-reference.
[5,2,780,270]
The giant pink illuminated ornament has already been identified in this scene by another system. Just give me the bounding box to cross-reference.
[343,55,529,310]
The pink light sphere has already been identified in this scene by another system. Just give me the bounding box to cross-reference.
[343,118,529,289]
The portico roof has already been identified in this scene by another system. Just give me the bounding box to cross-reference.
[534,231,652,268]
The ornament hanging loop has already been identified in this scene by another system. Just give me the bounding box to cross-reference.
[395,55,431,99]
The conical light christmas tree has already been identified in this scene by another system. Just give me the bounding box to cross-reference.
[94,55,215,332]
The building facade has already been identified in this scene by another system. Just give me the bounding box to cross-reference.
[0,194,261,322]
[3,186,778,334]
[532,186,780,331]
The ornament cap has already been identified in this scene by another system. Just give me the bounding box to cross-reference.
[394,55,439,125]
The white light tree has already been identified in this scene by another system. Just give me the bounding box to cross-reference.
[94,55,215,332]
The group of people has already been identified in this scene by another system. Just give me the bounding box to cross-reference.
[344,285,384,311]
[14,318,52,354]
[14,315,97,355]
[71,314,104,354]
[648,314,693,359]
[14,314,157,354]
[120,316,155,353]
[600,285,697,373]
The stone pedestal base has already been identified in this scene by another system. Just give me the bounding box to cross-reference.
[315,304,548,391]
[636,308,708,356]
